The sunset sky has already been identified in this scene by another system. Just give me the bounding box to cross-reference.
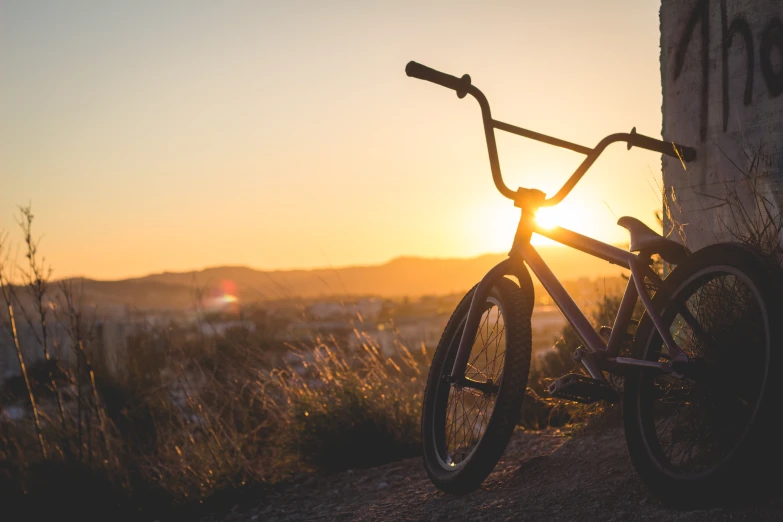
[1,1,663,280]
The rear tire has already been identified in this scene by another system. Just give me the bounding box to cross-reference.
[624,243,783,507]
[421,277,532,493]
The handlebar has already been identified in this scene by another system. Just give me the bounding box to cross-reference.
[405,61,472,99]
[627,127,696,162]
[405,60,698,208]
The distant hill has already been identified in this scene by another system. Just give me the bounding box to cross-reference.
[70,246,630,311]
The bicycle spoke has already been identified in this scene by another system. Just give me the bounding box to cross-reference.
[442,298,506,466]
[468,310,493,374]
[467,305,505,384]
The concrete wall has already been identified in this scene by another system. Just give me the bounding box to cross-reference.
[661,0,783,250]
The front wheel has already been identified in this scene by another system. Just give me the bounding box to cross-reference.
[624,243,783,506]
[421,277,533,494]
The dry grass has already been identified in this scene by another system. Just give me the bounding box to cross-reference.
[0,305,429,520]
[265,336,424,474]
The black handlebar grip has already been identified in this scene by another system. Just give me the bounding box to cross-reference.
[627,127,697,163]
[405,61,472,99]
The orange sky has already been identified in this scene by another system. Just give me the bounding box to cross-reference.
[1,1,663,280]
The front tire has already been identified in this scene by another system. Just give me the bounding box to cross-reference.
[624,243,783,506]
[421,277,533,494]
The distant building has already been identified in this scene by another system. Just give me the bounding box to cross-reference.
[293,303,566,359]
[309,298,382,321]
[394,316,449,353]
[197,320,255,337]
[0,312,207,383]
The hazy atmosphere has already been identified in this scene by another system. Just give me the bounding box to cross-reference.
[4,1,783,521]
[2,0,663,279]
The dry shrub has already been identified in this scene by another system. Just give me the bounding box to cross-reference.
[266,334,423,475]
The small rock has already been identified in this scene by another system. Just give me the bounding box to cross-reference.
[377,481,389,489]
[639,496,649,505]
[251,516,259,521]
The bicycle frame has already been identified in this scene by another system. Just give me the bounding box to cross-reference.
[450,215,688,386]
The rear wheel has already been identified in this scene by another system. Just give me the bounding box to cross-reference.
[421,277,532,493]
[624,243,782,506]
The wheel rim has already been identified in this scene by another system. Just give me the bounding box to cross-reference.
[434,296,507,470]
[638,266,769,479]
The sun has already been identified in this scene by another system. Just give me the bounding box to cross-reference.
[462,198,604,251]
[535,207,561,230]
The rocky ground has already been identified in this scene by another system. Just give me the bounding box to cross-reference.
[202,425,783,522]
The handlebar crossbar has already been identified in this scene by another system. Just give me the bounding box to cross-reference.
[405,60,697,208]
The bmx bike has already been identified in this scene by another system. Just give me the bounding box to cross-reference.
[406,60,782,506]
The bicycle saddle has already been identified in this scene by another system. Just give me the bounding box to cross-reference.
[617,216,689,264]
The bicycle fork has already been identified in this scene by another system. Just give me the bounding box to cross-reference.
[449,211,538,384]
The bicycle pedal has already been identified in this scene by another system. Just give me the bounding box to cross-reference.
[548,373,619,404]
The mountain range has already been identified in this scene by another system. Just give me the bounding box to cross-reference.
[67,245,629,311]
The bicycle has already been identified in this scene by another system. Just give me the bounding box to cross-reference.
[405,61,783,506]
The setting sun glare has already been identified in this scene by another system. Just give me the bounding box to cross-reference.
[535,207,560,230]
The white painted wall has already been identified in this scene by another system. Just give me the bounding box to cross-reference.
[661,0,783,250]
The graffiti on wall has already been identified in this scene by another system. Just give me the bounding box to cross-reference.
[674,0,783,141]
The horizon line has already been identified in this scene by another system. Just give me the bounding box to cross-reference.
[56,242,629,283]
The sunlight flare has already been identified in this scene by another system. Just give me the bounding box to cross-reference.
[535,207,560,230]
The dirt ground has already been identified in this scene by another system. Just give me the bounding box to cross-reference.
[202,426,783,522]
